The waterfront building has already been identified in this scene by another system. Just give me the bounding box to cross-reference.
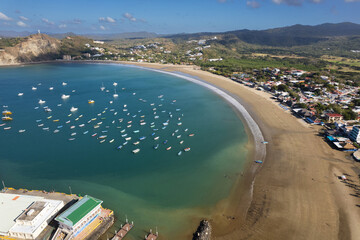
[54,195,102,238]
[0,193,64,239]
[325,113,343,123]
[349,125,360,143]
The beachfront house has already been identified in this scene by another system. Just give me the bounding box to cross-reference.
[325,113,343,123]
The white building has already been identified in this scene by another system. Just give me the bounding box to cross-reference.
[0,193,64,239]
[54,195,102,238]
[349,126,360,143]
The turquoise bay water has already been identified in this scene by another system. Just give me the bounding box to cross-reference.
[0,63,248,239]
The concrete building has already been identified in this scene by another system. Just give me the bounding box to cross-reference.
[63,55,72,61]
[0,193,64,239]
[54,195,102,238]
[349,126,360,143]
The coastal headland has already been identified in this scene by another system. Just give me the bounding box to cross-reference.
[115,61,360,240]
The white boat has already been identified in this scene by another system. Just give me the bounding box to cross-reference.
[132,149,140,154]
[62,82,67,86]
[70,107,78,112]
[32,87,37,90]
[49,87,54,91]
[109,139,115,143]
[18,93,24,96]
[61,94,70,99]
[44,107,52,112]
[18,129,26,133]
[113,82,118,86]
[178,151,182,156]
[100,83,105,91]
[38,99,46,104]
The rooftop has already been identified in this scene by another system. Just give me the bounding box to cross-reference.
[55,195,102,227]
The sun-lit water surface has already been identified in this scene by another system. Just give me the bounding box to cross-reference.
[0,63,248,239]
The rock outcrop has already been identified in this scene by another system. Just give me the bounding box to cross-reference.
[0,34,60,65]
[193,220,211,240]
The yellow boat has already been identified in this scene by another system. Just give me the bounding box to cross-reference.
[88,99,95,104]
[2,110,12,115]
[2,116,12,121]
[53,119,60,122]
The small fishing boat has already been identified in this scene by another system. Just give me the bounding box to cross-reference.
[79,124,85,128]
[163,140,168,144]
[177,135,181,138]
[83,131,89,134]
[117,145,123,150]
[122,134,128,137]
[180,140,184,144]
[154,136,159,140]
[47,115,51,119]
[184,148,191,152]
[189,134,195,137]
[92,133,97,137]
[49,87,54,91]
[38,123,44,127]
[140,122,146,125]
[99,139,105,143]
[125,137,132,141]
[113,88,118,98]
[100,83,105,91]
[132,148,140,154]
[139,136,146,141]
[133,130,140,133]
[123,141,128,145]
[61,94,70,99]
[109,139,115,143]
[4,126,11,130]
[18,93,24,96]
[2,110,12,115]
[32,86,37,90]
[44,107,52,112]
[57,125,63,129]
[38,100,46,104]
[42,127,49,131]
[184,128,188,132]
[151,132,156,136]
[66,120,71,124]
[71,132,77,136]
[70,126,76,129]
[177,122,182,126]
[88,99,95,104]
[70,107,78,112]
[18,129,26,133]
[2,116,13,121]
[62,82,67,86]
[133,141,140,145]
[68,138,75,141]
[98,135,107,139]
[178,151,182,156]
[166,146,172,151]
[121,129,126,133]
[154,144,159,149]
[54,129,60,133]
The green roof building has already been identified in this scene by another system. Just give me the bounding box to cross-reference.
[55,195,102,236]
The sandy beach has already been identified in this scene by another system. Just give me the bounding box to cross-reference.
[2,60,360,239]
[115,61,360,240]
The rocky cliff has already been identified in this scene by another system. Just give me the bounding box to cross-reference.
[0,34,60,65]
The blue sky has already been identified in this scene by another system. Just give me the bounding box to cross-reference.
[0,0,359,34]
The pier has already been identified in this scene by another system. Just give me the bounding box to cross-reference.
[111,222,134,240]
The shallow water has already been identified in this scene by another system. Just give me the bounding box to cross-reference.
[0,63,248,239]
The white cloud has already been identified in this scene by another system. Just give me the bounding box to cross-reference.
[247,0,260,8]
[42,18,54,25]
[59,24,67,29]
[99,17,116,23]
[100,25,106,30]
[123,13,137,22]
[17,21,27,27]
[19,16,28,21]
[0,12,12,21]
